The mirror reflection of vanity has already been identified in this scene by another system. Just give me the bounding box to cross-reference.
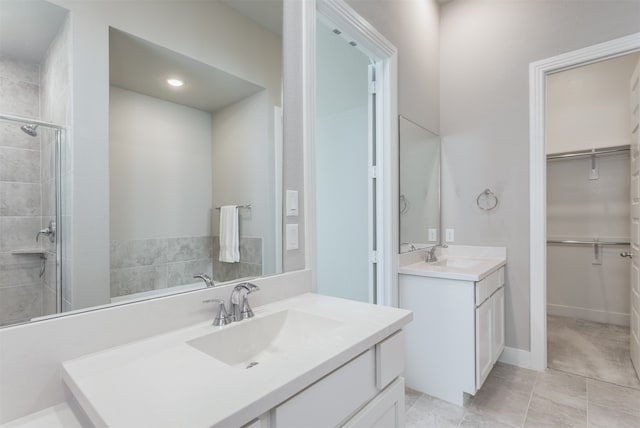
[398,116,441,253]
[0,0,285,327]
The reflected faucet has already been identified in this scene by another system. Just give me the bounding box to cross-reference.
[229,282,260,322]
[194,274,215,288]
[426,244,448,263]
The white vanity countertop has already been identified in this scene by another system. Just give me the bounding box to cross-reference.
[398,246,507,281]
[62,293,412,428]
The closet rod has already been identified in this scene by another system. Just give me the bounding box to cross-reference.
[546,145,630,160]
[547,239,630,246]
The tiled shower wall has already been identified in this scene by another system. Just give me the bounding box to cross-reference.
[0,57,44,325]
[110,236,263,298]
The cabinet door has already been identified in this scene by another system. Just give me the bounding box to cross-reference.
[492,287,505,363]
[475,298,493,391]
[342,378,404,428]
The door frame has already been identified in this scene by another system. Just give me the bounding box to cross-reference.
[529,32,640,371]
[304,0,399,306]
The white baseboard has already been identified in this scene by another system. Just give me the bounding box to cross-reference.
[498,346,532,370]
[547,304,630,326]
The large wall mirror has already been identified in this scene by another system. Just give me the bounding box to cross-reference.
[399,116,441,253]
[0,0,285,327]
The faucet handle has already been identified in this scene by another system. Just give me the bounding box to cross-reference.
[240,296,255,319]
[203,299,231,326]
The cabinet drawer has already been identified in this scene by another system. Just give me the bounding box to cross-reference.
[376,331,404,389]
[273,349,377,428]
[475,267,504,307]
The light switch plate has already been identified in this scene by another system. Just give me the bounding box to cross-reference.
[428,228,437,242]
[286,224,299,250]
[286,190,299,216]
[445,228,455,242]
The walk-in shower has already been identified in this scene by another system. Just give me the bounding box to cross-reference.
[0,114,65,326]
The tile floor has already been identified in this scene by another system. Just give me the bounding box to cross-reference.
[547,315,640,390]
[405,363,640,427]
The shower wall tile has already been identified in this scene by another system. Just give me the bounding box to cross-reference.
[238,262,263,279]
[239,237,263,265]
[0,56,39,85]
[43,254,56,290]
[0,217,41,251]
[0,147,40,183]
[42,285,57,316]
[40,16,69,126]
[167,236,211,262]
[0,284,42,326]
[212,259,239,283]
[167,259,213,287]
[110,239,167,269]
[41,181,56,217]
[0,253,41,287]
[110,265,168,298]
[0,123,40,150]
[0,182,41,216]
[41,137,55,182]
[0,77,39,119]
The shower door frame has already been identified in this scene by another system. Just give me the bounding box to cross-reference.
[0,113,65,317]
[529,33,640,372]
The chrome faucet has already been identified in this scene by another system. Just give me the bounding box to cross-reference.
[426,246,438,263]
[194,273,215,288]
[202,299,231,326]
[229,282,260,322]
[426,244,447,263]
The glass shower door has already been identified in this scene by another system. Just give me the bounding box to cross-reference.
[0,116,63,326]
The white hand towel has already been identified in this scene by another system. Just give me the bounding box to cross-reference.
[219,205,240,263]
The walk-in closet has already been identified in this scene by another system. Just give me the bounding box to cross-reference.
[546,53,640,389]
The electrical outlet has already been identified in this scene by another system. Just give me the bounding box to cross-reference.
[445,228,455,242]
[428,228,437,242]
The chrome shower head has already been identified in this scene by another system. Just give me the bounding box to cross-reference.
[20,124,38,137]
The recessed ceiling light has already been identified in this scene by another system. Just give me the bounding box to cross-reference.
[167,78,184,87]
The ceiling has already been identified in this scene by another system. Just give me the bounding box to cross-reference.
[109,28,264,113]
[0,0,68,64]
[222,0,283,36]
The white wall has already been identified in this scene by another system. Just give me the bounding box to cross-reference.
[346,0,440,134]
[110,86,213,241]
[49,0,282,310]
[315,20,370,302]
[547,154,630,325]
[439,0,640,351]
[211,90,277,274]
[547,53,640,154]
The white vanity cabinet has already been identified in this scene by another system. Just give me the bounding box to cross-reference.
[399,265,505,406]
[269,331,405,428]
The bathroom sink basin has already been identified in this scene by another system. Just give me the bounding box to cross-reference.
[187,310,343,368]
[431,258,485,269]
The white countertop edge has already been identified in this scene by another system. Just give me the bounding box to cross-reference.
[61,293,413,428]
[398,258,506,281]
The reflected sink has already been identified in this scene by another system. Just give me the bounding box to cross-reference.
[431,258,485,269]
[187,310,343,368]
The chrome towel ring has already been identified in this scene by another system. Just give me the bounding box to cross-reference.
[477,188,498,211]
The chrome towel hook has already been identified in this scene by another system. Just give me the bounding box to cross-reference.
[477,188,498,211]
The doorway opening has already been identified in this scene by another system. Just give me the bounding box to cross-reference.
[545,53,640,388]
[529,32,640,377]
[306,0,398,306]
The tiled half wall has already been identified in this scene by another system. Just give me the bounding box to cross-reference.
[110,236,263,298]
